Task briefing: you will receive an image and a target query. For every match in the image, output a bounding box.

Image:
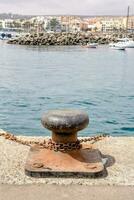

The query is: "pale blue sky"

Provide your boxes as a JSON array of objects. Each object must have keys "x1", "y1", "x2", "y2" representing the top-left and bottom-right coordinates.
[{"x1": 0, "y1": 0, "x2": 133, "y2": 15}]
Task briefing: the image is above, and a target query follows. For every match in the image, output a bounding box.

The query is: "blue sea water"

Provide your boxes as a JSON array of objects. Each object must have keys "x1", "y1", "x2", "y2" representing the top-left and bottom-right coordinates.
[{"x1": 0, "y1": 41, "x2": 134, "y2": 136}]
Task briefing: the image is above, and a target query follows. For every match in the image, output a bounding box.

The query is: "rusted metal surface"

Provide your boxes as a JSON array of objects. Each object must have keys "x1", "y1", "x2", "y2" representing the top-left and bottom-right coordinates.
[
  {"x1": 25, "y1": 109, "x2": 105, "y2": 178},
  {"x1": 25, "y1": 144, "x2": 104, "y2": 177},
  {"x1": 41, "y1": 110, "x2": 89, "y2": 143}
]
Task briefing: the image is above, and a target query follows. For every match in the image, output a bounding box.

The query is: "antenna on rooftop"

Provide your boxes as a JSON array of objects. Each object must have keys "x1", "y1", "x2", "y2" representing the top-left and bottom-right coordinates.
[{"x1": 126, "y1": 6, "x2": 130, "y2": 35}]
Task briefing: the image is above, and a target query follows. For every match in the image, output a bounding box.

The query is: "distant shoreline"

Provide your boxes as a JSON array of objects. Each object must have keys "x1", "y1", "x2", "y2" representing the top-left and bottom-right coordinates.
[{"x1": 0, "y1": 13, "x2": 134, "y2": 20}]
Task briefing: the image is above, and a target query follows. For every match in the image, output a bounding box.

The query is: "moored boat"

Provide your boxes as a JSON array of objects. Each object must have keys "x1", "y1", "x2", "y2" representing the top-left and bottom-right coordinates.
[
  {"x1": 117, "y1": 38, "x2": 134, "y2": 48},
  {"x1": 82, "y1": 43, "x2": 98, "y2": 48},
  {"x1": 109, "y1": 6, "x2": 134, "y2": 49},
  {"x1": 111, "y1": 44, "x2": 126, "y2": 50}
]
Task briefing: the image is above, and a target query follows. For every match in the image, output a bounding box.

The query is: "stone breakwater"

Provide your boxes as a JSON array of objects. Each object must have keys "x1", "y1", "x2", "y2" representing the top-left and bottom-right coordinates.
[{"x1": 8, "y1": 32, "x2": 121, "y2": 46}]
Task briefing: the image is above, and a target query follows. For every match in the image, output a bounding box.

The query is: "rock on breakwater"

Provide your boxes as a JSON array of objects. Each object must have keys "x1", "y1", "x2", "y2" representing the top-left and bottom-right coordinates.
[{"x1": 8, "y1": 32, "x2": 119, "y2": 46}]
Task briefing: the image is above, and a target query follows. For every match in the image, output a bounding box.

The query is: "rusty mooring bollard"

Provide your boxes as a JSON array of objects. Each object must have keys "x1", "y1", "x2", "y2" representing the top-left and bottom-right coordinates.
[
  {"x1": 25, "y1": 109, "x2": 104, "y2": 177},
  {"x1": 41, "y1": 110, "x2": 89, "y2": 144}
]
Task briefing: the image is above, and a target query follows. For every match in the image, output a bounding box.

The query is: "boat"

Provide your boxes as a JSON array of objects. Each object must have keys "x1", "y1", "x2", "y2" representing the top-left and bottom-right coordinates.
[
  {"x1": 82, "y1": 43, "x2": 98, "y2": 48},
  {"x1": 117, "y1": 38, "x2": 134, "y2": 48},
  {"x1": 0, "y1": 32, "x2": 12, "y2": 40},
  {"x1": 109, "y1": 6, "x2": 134, "y2": 48},
  {"x1": 110, "y1": 38, "x2": 134, "y2": 48},
  {"x1": 111, "y1": 45, "x2": 126, "y2": 50},
  {"x1": 109, "y1": 41, "x2": 126, "y2": 50}
]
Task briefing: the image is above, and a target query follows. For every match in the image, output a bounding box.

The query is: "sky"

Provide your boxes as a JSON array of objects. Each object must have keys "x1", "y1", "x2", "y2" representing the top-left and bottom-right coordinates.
[{"x1": 0, "y1": 0, "x2": 133, "y2": 16}]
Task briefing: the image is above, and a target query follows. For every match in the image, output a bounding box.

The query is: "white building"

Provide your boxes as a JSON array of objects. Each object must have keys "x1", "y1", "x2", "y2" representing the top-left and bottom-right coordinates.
[
  {"x1": 101, "y1": 19, "x2": 124, "y2": 32},
  {"x1": 2, "y1": 19, "x2": 14, "y2": 29},
  {"x1": 0, "y1": 20, "x2": 4, "y2": 28}
]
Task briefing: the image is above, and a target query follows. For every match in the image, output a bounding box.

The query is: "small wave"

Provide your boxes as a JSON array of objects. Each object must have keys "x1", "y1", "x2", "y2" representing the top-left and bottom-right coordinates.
[
  {"x1": 128, "y1": 96, "x2": 134, "y2": 100},
  {"x1": 0, "y1": 87, "x2": 7, "y2": 89},
  {"x1": 72, "y1": 100, "x2": 96, "y2": 106},
  {"x1": 38, "y1": 97, "x2": 51, "y2": 100},
  {"x1": 12, "y1": 103, "x2": 29, "y2": 108},
  {"x1": 31, "y1": 108, "x2": 41, "y2": 111},
  {"x1": 128, "y1": 117, "x2": 134, "y2": 122},
  {"x1": 119, "y1": 95, "x2": 134, "y2": 100},
  {"x1": 120, "y1": 127, "x2": 134, "y2": 132},
  {"x1": 105, "y1": 120, "x2": 118, "y2": 125}
]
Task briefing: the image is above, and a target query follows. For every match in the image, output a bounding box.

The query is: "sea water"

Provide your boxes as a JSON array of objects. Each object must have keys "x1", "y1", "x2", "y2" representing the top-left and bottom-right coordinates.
[{"x1": 0, "y1": 41, "x2": 134, "y2": 136}]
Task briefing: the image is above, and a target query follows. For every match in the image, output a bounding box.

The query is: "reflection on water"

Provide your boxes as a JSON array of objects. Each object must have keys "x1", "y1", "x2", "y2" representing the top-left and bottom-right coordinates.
[{"x1": 0, "y1": 42, "x2": 134, "y2": 136}]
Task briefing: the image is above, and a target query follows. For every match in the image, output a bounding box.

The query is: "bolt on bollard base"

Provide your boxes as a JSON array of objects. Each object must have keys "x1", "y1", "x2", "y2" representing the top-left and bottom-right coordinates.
[{"x1": 25, "y1": 110, "x2": 105, "y2": 178}]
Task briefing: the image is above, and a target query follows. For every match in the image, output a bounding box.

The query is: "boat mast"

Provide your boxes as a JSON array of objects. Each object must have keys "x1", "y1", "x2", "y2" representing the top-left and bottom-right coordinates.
[{"x1": 126, "y1": 6, "x2": 130, "y2": 36}]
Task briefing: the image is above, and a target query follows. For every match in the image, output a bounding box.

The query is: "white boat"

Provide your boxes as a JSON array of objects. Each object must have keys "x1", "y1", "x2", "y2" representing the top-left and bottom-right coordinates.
[
  {"x1": 83, "y1": 43, "x2": 98, "y2": 48},
  {"x1": 109, "y1": 38, "x2": 134, "y2": 48},
  {"x1": 109, "y1": 41, "x2": 126, "y2": 50},
  {"x1": 117, "y1": 38, "x2": 134, "y2": 48},
  {"x1": 109, "y1": 7, "x2": 134, "y2": 49},
  {"x1": 111, "y1": 45, "x2": 126, "y2": 50}
]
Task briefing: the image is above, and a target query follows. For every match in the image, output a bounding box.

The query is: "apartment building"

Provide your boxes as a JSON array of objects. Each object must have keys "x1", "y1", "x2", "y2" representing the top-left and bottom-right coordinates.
[{"x1": 128, "y1": 16, "x2": 134, "y2": 30}]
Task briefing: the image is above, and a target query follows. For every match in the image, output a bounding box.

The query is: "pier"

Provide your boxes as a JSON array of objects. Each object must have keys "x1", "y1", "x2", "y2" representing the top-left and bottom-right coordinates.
[{"x1": 0, "y1": 132, "x2": 134, "y2": 185}]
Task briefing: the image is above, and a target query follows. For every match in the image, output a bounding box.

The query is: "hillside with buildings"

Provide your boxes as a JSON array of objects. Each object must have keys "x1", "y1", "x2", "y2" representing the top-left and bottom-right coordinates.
[{"x1": 0, "y1": 14, "x2": 134, "y2": 33}]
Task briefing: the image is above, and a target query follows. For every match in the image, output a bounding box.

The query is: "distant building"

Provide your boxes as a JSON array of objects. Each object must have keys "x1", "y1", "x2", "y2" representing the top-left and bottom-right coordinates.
[
  {"x1": 80, "y1": 21, "x2": 88, "y2": 31},
  {"x1": 128, "y1": 16, "x2": 134, "y2": 31},
  {"x1": 60, "y1": 16, "x2": 81, "y2": 32},
  {"x1": 1, "y1": 19, "x2": 13, "y2": 28},
  {"x1": 0, "y1": 20, "x2": 4, "y2": 28},
  {"x1": 60, "y1": 16, "x2": 70, "y2": 32},
  {"x1": 81, "y1": 17, "x2": 102, "y2": 32},
  {"x1": 101, "y1": 18, "x2": 125, "y2": 32}
]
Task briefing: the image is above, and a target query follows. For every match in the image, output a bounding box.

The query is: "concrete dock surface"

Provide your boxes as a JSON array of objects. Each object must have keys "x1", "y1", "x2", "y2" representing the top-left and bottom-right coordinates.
[
  {"x1": 0, "y1": 185, "x2": 134, "y2": 200},
  {"x1": 0, "y1": 133, "x2": 134, "y2": 186}
]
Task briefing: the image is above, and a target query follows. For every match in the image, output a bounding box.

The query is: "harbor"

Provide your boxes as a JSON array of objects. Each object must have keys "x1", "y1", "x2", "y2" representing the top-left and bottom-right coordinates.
[{"x1": 0, "y1": 2, "x2": 134, "y2": 199}]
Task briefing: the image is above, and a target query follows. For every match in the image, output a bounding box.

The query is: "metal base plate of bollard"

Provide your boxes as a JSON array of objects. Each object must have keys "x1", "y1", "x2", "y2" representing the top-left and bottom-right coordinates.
[
  {"x1": 25, "y1": 110, "x2": 105, "y2": 178},
  {"x1": 25, "y1": 145, "x2": 104, "y2": 178}
]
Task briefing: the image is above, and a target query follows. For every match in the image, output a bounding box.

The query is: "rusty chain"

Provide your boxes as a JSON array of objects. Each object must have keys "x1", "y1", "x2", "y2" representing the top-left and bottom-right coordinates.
[
  {"x1": 0, "y1": 130, "x2": 109, "y2": 152},
  {"x1": 47, "y1": 139, "x2": 82, "y2": 152}
]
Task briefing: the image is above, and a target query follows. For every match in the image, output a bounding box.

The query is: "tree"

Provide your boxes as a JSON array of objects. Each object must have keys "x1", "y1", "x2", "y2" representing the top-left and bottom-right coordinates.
[{"x1": 49, "y1": 18, "x2": 60, "y2": 32}]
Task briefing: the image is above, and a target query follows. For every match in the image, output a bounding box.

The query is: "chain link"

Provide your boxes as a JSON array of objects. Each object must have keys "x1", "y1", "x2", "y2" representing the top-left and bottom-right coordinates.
[
  {"x1": 0, "y1": 130, "x2": 109, "y2": 152},
  {"x1": 79, "y1": 134, "x2": 109, "y2": 143},
  {"x1": 46, "y1": 139, "x2": 82, "y2": 152}
]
